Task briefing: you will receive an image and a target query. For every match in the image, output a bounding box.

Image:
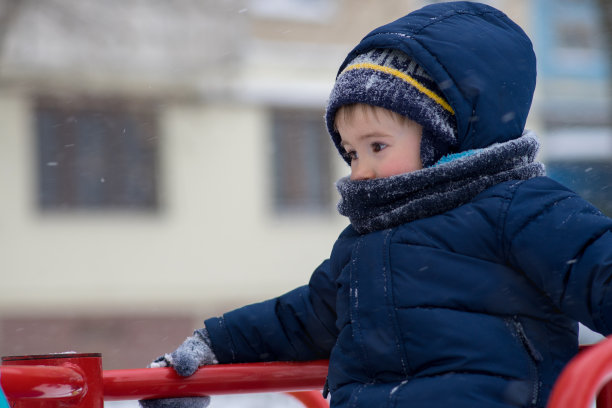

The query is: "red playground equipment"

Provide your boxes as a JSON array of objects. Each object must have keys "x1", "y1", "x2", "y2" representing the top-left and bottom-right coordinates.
[
  {"x1": 3, "y1": 336, "x2": 612, "y2": 407},
  {"x1": 1, "y1": 353, "x2": 329, "y2": 407}
]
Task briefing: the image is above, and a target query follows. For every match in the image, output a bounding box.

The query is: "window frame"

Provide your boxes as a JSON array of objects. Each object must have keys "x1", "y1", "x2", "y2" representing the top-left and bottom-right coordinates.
[
  {"x1": 270, "y1": 107, "x2": 335, "y2": 214},
  {"x1": 35, "y1": 95, "x2": 160, "y2": 212}
]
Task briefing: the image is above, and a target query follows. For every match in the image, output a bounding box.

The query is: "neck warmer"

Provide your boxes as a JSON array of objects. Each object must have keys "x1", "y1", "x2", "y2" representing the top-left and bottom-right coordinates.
[{"x1": 336, "y1": 132, "x2": 545, "y2": 234}]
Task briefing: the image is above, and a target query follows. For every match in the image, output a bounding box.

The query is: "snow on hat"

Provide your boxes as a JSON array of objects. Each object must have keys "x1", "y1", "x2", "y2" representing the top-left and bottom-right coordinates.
[{"x1": 325, "y1": 48, "x2": 458, "y2": 167}]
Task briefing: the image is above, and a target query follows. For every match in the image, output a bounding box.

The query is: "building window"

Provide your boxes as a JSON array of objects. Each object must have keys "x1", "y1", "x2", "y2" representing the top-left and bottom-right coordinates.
[
  {"x1": 535, "y1": 0, "x2": 607, "y2": 78},
  {"x1": 271, "y1": 109, "x2": 334, "y2": 212},
  {"x1": 36, "y1": 97, "x2": 159, "y2": 211}
]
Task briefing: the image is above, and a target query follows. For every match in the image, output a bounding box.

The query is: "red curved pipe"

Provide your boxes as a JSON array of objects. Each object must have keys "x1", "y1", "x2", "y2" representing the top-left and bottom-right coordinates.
[{"x1": 547, "y1": 336, "x2": 612, "y2": 408}]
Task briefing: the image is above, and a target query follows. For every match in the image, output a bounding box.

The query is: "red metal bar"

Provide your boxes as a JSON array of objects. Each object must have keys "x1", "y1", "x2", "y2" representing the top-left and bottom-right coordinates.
[
  {"x1": 103, "y1": 360, "x2": 329, "y2": 400},
  {"x1": 547, "y1": 336, "x2": 612, "y2": 408}
]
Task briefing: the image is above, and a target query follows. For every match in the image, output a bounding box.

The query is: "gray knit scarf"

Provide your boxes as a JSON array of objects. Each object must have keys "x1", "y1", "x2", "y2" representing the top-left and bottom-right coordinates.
[{"x1": 336, "y1": 132, "x2": 545, "y2": 234}]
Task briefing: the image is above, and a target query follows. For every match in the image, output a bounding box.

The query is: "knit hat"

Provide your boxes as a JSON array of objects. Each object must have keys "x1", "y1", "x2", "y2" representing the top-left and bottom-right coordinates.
[{"x1": 325, "y1": 48, "x2": 458, "y2": 168}]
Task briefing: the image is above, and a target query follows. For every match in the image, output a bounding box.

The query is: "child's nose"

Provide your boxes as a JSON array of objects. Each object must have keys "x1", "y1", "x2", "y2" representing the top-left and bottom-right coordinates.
[{"x1": 350, "y1": 161, "x2": 376, "y2": 180}]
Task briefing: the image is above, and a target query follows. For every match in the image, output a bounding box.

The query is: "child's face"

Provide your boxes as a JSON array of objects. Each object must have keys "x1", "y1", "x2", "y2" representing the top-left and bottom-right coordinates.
[{"x1": 336, "y1": 105, "x2": 423, "y2": 180}]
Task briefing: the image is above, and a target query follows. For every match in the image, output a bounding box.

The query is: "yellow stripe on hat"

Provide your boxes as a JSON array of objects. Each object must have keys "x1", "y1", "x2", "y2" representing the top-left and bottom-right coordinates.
[{"x1": 343, "y1": 62, "x2": 455, "y2": 114}]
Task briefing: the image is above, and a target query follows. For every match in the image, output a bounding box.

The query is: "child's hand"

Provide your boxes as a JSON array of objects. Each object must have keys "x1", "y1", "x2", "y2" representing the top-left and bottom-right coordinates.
[
  {"x1": 148, "y1": 328, "x2": 219, "y2": 377},
  {"x1": 138, "y1": 329, "x2": 218, "y2": 408}
]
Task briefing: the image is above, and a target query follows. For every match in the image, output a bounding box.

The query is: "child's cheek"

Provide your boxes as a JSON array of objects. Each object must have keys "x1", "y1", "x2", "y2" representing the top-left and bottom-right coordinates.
[{"x1": 381, "y1": 161, "x2": 415, "y2": 178}]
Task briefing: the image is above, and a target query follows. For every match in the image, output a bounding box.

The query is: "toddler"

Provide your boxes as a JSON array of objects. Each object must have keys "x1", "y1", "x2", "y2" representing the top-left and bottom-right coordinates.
[{"x1": 141, "y1": 2, "x2": 612, "y2": 407}]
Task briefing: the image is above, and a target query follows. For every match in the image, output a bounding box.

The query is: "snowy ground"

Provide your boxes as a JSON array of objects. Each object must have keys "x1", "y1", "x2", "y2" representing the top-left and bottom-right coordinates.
[{"x1": 106, "y1": 393, "x2": 307, "y2": 407}]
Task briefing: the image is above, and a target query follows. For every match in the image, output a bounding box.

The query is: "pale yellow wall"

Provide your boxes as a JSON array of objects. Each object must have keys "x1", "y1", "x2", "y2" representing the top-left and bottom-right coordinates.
[
  {"x1": 0, "y1": 97, "x2": 347, "y2": 316},
  {"x1": 0, "y1": 92, "x2": 33, "y2": 224}
]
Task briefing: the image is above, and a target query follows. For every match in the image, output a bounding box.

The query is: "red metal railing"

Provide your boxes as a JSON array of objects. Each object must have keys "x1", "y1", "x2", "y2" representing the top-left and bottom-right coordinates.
[
  {"x1": 547, "y1": 336, "x2": 612, "y2": 408},
  {"x1": 8, "y1": 337, "x2": 612, "y2": 408},
  {"x1": 1, "y1": 353, "x2": 329, "y2": 408}
]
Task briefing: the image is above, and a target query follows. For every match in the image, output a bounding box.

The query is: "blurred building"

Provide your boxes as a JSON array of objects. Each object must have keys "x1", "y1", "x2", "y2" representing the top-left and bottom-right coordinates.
[
  {"x1": 0, "y1": 0, "x2": 609, "y2": 370},
  {"x1": 532, "y1": 0, "x2": 612, "y2": 215}
]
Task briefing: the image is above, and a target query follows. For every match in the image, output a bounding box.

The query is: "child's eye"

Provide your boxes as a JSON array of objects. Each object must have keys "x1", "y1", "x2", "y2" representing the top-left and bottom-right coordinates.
[
  {"x1": 343, "y1": 149, "x2": 358, "y2": 162},
  {"x1": 371, "y1": 142, "x2": 387, "y2": 153}
]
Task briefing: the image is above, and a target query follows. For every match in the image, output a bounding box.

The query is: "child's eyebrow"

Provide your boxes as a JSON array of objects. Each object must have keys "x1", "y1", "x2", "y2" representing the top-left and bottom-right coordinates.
[{"x1": 341, "y1": 133, "x2": 392, "y2": 147}]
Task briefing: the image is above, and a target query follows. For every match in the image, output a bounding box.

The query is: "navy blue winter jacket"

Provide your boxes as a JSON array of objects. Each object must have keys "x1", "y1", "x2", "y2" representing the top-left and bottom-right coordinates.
[{"x1": 204, "y1": 3, "x2": 612, "y2": 407}]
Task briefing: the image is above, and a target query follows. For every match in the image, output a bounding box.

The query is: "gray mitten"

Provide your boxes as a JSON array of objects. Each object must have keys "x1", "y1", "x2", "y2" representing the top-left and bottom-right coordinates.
[
  {"x1": 139, "y1": 396, "x2": 210, "y2": 408},
  {"x1": 148, "y1": 328, "x2": 219, "y2": 376},
  {"x1": 139, "y1": 329, "x2": 218, "y2": 408}
]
